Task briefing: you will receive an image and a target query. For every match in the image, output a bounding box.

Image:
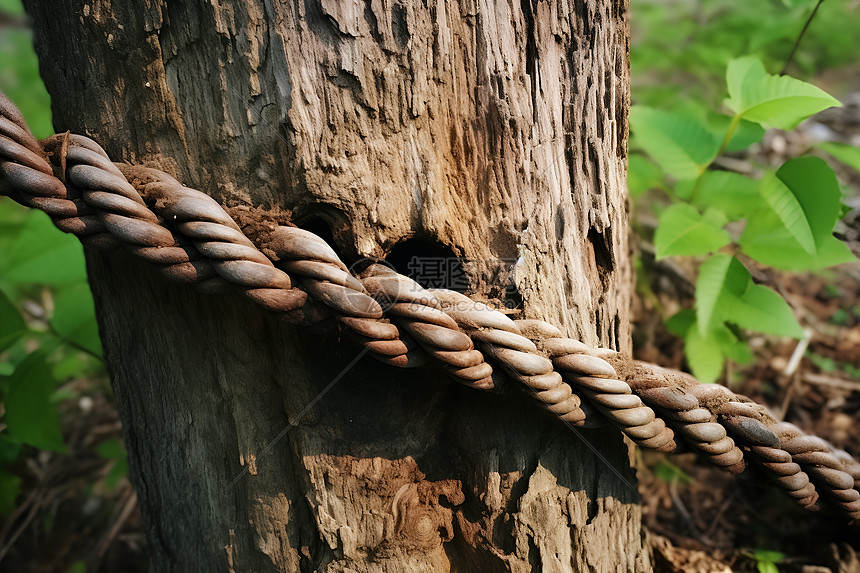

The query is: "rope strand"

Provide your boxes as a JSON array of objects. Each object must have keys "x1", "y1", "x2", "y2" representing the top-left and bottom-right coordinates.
[{"x1": 1, "y1": 92, "x2": 858, "y2": 520}]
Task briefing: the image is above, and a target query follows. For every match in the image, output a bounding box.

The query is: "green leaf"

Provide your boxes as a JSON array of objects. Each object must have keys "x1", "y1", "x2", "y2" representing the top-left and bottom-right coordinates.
[
  {"x1": 665, "y1": 309, "x2": 696, "y2": 337},
  {"x1": 778, "y1": 157, "x2": 844, "y2": 246},
  {"x1": 95, "y1": 438, "x2": 124, "y2": 460},
  {"x1": 658, "y1": 103, "x2": 764, "y2": 153},
  {"x1": 726, "y1": 56, "x2": 841, "y2": 129},
  {"x1": 0, "y1": 289, "x2": 26, "y2": 353},
  {"x1": 755, "y1": 157, "x2": 845, "y2": 255},
  {"x1": 0, "y1": 199, "x2": 28, "y2": 240},
  {"x1": 818, "y1": 141, "x2": 860, "y2": 172},
  {"x1": 724, "y1": 119, "x2": 766, "y2": 152},
  {"x1": 695, "y1": 254, "x2": 750, "y2": 335},
  {"x1": 628, "y1": 154, "x2": 664, "y2": 197},
  {"x1": 741, "y1": 209, "x2": 856, "y2": 270},
  {"x1": 810, "y1": 353, "x2": 837, "y2": 372},
  {"x1": 96, "y1": 438, "x2": 129, "y2": 490},
  {"x1": 0, "y1": 211, "x2": 87, "y2": 286},
  {"x1": 653, "y1": 460, "x2": 695, "y2": 484},
  {"x1": 724, "y1": 284, "x2": 803, "y2": 338},
  {"x1": 5, "y1": 347, "x2": 66, "y2": 452},
  {"x1": 50, "y1": 387, "x2": 79, "y2": 403},
  {"x1": 669, "y1": 311, "x2": 750, "y2": 379},
  {"x1": 715, "y1": 326, "x2": 753, "y2": 365},
  {"x1": 0, "y1": 0, "x2": 25, "y2": 15},
  {"x1": 630, "y1": 106, "x2": 720, "y2": 179},
  {"x1": 655, "y1": 204, "x2": 730, "y2": 259},
  {"x1": 741, "y1": 158, "x2": 856, "y2": 270},
  {"x1": 756, "y1": 562, "x2": 779, "y2": 573},
  {"x1": 0, "y1": 469, "x2": 21, "y2": 516},
  {"x1": 51, "y1": 352, "x2": 99, "y2": 382},
  {"x1": 758, "y1": 173, "x2": 816, "y2": 253},
  {"x1": 676, "y1": 171, "x2": 762, "y2": 219},
  {"x1": 694, "y1": 254, "x2": 803, "y2": 343},
  {"x1": 685, "y1": 320, "x2": 751, "y2": 383},
  {"x1": 106, "y1": 458, "x2": 128, "y2": 489},
  {"x1": 685, "y1": 322, "x2": 725, "y2": 383},
  {"x1": 753, "y1": 549, "x2": 785, "y2": 565},
  {"x1": 0, "y1": 434, "x2": 22, "y2": 464},
  {"x1": 51, "y1": 283, "x2": 102, "y2": 357}
]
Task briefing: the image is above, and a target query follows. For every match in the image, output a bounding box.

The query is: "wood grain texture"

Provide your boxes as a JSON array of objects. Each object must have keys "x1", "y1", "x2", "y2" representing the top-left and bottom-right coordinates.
[{"x1": 26, "y1": 0, "x2": 644, "y2": 570}]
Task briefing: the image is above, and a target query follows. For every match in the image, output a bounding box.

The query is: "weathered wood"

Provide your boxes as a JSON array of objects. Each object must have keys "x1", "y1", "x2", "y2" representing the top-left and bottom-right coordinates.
[{"x1": 26, "y1": 0, "x2": 644, "y2": 570}]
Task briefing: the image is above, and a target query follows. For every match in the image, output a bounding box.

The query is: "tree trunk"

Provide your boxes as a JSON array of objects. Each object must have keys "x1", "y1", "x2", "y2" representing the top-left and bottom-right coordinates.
[{"x1": 26, "y1": 0, "x2": 644, "y2": 570}]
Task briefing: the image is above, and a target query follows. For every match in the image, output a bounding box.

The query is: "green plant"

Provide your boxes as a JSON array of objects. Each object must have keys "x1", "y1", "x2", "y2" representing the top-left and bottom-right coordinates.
[
  {"x1": 747, "y1": 548, "x2": 786, "y2": 573},
  {"x1": 0, "y1": 200, "x2": 110, "y2": 510},
  {"x1": 0, "y1": 0, "x2": 125, "y2": 518},
  {"x1": 807, "y1": 352, "x2": 860, "y2": 379},
  {"x1": 630, "y1": 55, "x2": 857, "y2": 383},
  {"x1": 652, "y1": 459, "x2": 695, "y2": 484}
]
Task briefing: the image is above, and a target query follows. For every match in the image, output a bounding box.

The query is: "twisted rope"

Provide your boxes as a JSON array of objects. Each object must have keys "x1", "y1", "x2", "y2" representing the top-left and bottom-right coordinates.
[
  {"x1": 359, "y1": 265, "x2": 496, "y2": 388},
  {"x1": 426, "y1": 290, "x2": 591, "y2": 423},
  {"x1": 2, "y1": 92, "x2": 858, "y2": 520}
]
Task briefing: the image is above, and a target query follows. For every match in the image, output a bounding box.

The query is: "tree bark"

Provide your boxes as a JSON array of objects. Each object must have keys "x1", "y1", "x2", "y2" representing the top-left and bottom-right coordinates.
[{"x1": 25, "y1": 0, "x2": 644, "y2": 570}]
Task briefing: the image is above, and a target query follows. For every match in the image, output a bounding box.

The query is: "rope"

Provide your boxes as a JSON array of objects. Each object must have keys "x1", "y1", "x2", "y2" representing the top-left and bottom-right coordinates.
[{"x1": 2, "y1": 92, "x2": 858, "y2": 520}]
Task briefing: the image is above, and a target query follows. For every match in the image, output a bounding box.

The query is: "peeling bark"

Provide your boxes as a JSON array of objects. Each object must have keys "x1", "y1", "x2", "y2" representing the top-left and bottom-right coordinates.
[{"x1": 25, "y1": 0, "x2": 645, "y2": 570}]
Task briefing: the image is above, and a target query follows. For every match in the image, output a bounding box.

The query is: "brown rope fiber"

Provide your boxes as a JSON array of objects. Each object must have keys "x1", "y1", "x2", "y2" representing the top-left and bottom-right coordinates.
[{"x1": 1, "y1": 92, "x2": 858, "y2": 519}]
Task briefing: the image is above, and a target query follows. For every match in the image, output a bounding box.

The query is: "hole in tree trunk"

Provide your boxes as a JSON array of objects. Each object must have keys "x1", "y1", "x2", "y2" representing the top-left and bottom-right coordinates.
[
  {"x1": 293, "y1": 209, "x2": 350, "y2": 262},
  {"x1": 385, "y1": 237, "x2": 467, "y2": 292},
  {"x1": 298, "y1": 216, "x2": 335, "y2": 246},
  {"x1": 588, "y1": 227, "x2": 614, "y2": 290}
]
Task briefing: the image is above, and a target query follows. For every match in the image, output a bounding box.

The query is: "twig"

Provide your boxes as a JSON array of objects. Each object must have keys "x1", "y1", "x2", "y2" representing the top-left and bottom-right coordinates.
[
  {"x1": 781, "y1": 0, "x2": 825, "y2": 75},
  {"x1": 777, "y1": 371, "x2": 801, "y2": 422},
  {"x1": 777, "y1": 328, "x2": 813, "y2": 420},
  {"x1": 802, "y1": 372, "x2": 860, "y2": 391},
  {"x1": 0, "y1": 488, "x2": 58, "y2": 564},
  {"x1": 88, "y1": 488, "x2": 138, "y2": 571},
  {"x1": 47, "y1": 322, "x2": 103, "y2": 361},
  {"x1": 0, "y1": 503, "x2": 40, "y2": 563},
  {"x1": 704, "y1": 488, "x2": 737, "y2": 541},
  {"x1": 784, "y1": 328, "x2": 812, "y2": 378},
  {"x1": 0, "y1": 488, "x2": 39, "y2": 550},
  {"x1": 668, "y1": 476, "x2": 710, "y2": 545},
  {"x1": 710, "y1": 156, "x2": 756, "y2": 175}
]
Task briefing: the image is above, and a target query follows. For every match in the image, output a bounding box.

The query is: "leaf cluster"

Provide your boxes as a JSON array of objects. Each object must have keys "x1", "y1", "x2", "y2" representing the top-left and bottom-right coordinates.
[{"x1": 632, "y1": 56, "x2": 857, "y2": 382}]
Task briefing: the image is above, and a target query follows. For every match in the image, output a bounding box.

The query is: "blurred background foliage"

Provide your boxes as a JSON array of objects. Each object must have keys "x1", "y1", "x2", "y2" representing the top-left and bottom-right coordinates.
[
  {"x1": 0, "y1": 0, "x2": 858, "y2": 570},
  {"x1": 632, "y1": 0, "x2": 860, "y2": 109},
  {"x1": 0, "y1": 0, "x2": 132, "y2": 570}
]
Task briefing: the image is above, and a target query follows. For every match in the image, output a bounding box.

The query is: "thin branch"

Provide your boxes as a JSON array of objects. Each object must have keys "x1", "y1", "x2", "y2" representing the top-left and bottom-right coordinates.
[
  {"x1": 802, "y1": 372, "x2": 860, "y2": 391},
  {"x1": 46, "y1": 323, "x2": 103, "y2": 361},
  {"x1": 781, "y1": 0, "x2": 825, "y2": 75},
  {"x1": 88, "y1": 488, "x2": 138, "y2": 571}
]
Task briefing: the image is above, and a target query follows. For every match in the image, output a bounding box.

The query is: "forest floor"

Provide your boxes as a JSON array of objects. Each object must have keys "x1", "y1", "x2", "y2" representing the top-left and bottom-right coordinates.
[
  {"x1": 634, "y1": 97, "x2": 860, "y2": 573},
  {"x1": 635, "y1": 262, "x2": 860, "y2": 573},
  {"x1": 2, "y1": 107, "x2": 860, "y2": 573}
]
